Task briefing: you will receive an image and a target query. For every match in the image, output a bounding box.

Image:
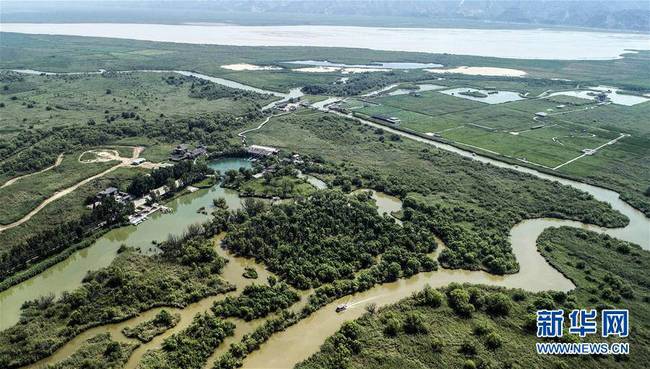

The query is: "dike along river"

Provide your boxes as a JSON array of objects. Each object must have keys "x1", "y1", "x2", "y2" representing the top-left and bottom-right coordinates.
[{"x1": 3, "y1": 69, "x2": 650, "y2": 369}]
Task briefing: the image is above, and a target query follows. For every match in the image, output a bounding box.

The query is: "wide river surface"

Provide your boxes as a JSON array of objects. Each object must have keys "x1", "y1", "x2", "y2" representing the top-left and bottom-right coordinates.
[{"x1": 2, "y1": 23, "x2": 649, "y2": 59}]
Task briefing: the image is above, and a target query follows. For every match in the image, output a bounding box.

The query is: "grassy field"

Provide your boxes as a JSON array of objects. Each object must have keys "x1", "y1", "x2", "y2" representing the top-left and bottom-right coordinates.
[
  {"x1": 0, "y1": 153, "x2": 117, "y2": 224},
  {"x1": 0, "y1": 71, "x2": 272, "y2": 134},
  {"x1": 0, "y1": 166, "x2": 143, "y2": 280},
  {"x1": 298, "y1": 226, "x2": 649, "y2": 369},
  {"x1": 2, "y1": 32, "x2": 650, "y2": 91},
  {"x1": 352, "y1": 83, "x2": 650, "y2": 213}
]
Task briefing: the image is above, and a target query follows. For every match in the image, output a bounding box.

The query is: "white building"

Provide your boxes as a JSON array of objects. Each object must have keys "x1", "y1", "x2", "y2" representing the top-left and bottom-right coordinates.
[{"x1": 247, "y1": 145, "x2": 279, "y2": 157}]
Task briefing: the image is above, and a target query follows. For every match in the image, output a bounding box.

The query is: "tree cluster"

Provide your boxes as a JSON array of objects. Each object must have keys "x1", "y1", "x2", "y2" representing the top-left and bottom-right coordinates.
[
  {"x1": 140, "y1": 313, "x2": 235, "y2": 369},
  {"x1": 223, "y1": 190, "x2": 438, "y2": 289},
  {"x1": 127, "y1": 160, "x2": 212, "y2": 197},
  {"x1": 0, "y1": 196, "x2": 132, "y2": 282},
  {"x1": 211, "y1": 283, "x2": 299, "y2": 321}
]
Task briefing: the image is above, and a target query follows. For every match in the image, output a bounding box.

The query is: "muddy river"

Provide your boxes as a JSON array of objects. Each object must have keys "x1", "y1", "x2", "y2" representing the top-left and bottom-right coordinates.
[{"x1": 3, "y1": 69, "x2": 649, "y2": 369}]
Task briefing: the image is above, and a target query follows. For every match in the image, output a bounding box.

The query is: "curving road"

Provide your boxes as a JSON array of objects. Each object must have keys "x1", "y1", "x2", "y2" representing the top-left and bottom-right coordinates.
[
  {"x1": 0, "y1": 147, "x2": 142, "y2": 233},
  {"x1": 0, "y1": 153, "x2": 64, "y2": 189}
]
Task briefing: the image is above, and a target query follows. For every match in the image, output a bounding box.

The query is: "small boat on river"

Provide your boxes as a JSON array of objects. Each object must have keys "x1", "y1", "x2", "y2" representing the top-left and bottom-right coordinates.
[{"x1": 335, "y1": 304, "x2": 348, "y2": 313}]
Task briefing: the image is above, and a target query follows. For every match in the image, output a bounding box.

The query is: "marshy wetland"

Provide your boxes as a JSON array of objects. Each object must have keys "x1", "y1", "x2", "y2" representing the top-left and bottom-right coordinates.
[{"x1": 0, "y1": 26, "x2": 649, "y2": 369}]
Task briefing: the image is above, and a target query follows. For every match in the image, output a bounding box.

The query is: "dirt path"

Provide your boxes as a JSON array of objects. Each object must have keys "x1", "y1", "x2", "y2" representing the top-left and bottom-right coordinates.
[
  {"x1": 0, "y1": 147, "x2": 143, "y2": 233},
  {"x1": 0, "y1": 153, "x2": 64, "y2": 189},
  {"x1": 552, "y1": 133, "x2": 628, "y2": 170},
  {"x1": 238, "y1": 113, "x2": 290, "y2": 144}
]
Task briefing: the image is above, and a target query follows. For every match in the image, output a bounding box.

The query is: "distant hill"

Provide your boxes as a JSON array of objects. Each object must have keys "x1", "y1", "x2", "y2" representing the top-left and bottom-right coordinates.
[{"x1": 1, "y1": 0, "x2": 649, "y2": 32}]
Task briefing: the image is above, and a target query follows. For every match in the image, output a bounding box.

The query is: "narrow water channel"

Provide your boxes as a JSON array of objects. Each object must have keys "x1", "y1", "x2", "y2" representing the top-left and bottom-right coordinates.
[
  {"x1": 5, "y1": 69, "x2": 649, "y2": 369},
  {"x1": 21, "y1": 233, "x2": 289, "y2": 369},
  {"x1": 323, "y1": 108, "x2": 650, "y2": 249}
]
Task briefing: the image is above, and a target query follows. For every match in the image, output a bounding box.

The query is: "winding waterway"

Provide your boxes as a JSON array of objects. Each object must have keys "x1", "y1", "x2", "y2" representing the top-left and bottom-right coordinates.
[
  {"x1": 318, "y1": 104, "x2": 649, "y2": 248},
  {"x1": 3, "y1": 69, "x2": 649, "y2": 369}
]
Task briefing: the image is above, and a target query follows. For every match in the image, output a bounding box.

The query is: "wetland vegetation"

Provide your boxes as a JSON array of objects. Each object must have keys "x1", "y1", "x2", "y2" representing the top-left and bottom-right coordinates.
[
  {"x1": 298, "y1": 226, "x2": 649, "y2": 369},
  {"x1": 0, "y1": 228, "x2": 233, "y2": 368},
  {"x1": 0, "y1": 26, "x2": 648, "y2": 369},
  {"x1": 248, "y1": 112, "x2": 628, "y2": 274}
]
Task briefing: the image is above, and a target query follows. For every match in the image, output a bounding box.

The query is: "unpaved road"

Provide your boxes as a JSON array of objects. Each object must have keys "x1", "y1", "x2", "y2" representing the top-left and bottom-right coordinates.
[
  {"x1": 0, "y1": 147, "x2": 143, "y2": 233},
  {"x1": 0, "y1": 153, "x2": 64, "y2": 189}
]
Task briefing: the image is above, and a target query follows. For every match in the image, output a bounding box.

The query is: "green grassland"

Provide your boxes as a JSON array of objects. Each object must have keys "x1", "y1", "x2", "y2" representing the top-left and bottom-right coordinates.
[
  {"x1": 0, "y1": 153, "x2": 117, "y2": 224},
  {"x1": 354, "y1": 85, "x2": 650, "y2": 214},
  {"x1": 504, "y1": 96, "x2": 596, "y2": 114},
  {"x1": 2, "y1": 33, "x2": 650, "y2": 92},
  {"x1": 0, "y1": 71, "x2": 271, "y2": 134},
  {"x1": 0, "y1": 166, "x2": 142, "y2": 247},
  {"x1": 217, "y1": 69, "x2": 340, "y2": 93},
  {"x1": 355, "y1": 92, "x2": 617, "y2": 167},
  {"x1": 369, "y1": 90, "x2": 486, "y2": 116},
  {"x1": 298, "y1": 226, "x2": 649, "y2": 369}
]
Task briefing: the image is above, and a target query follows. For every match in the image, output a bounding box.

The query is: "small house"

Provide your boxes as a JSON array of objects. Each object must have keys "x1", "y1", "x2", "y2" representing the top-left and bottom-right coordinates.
[
  {"x1": 371, "y1": 114, "x2": 401, "y2": 125},
  {"x1": 132, "y1": 158, "x2": 146, "y2": 166}
]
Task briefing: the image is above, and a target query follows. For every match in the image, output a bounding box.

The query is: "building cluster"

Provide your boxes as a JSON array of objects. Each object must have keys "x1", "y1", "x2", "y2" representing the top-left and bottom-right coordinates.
[
  {"x1": 89, "y1": 187, "x2": 132, "y2": 208},
  {"x1": 274, "y1": 98, "x2": 310, "y2": 112},
  {"x1": 327, "y1": 103, "x2": 350, "y2": 114},
  {"x1": 91, "y1": 180, "x2": 176, "y2": 225},
  {"x1": 170, "y1": 144, "x2": 208, "y2": 161}
]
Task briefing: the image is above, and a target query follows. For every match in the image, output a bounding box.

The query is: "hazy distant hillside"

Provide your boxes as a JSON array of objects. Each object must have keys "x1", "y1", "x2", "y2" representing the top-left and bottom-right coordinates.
[
  {"x1": 2, "y1": 0, "x2": 649, "y2": 32},
  {"x1": 231, "y1": 0, "x2": 650, "y2": 31}
]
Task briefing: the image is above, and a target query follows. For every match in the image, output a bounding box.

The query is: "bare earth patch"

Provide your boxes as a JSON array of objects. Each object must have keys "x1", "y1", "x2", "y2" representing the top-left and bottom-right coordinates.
[
  {"x1": 425, "y1": 66, "x2": 527, "y2": 77},
  {"x1": 221, "y1": 63, "x2": 282, "y2": 71},
  {"x1": 293, "y1": 66, "x2": 389, "y2": 73}
]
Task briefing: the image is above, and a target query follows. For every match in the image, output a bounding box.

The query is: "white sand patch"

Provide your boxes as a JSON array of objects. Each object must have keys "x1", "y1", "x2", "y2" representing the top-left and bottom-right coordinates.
[
  {"x1": 341, "y1": 67, "x2": 390, "y2": 74},
  {"x1": 221, "y1": 63, "x2": 282, "y2": 71},
  {"x1": 294, "y1": 66, "x2": 342, "y2": 73},
  {"x1": 425, "y1": 66, "x2": 527, "y2": 77},
  {"x1": 294, "y1": 66, "x2": 390, "y2": 74}
]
